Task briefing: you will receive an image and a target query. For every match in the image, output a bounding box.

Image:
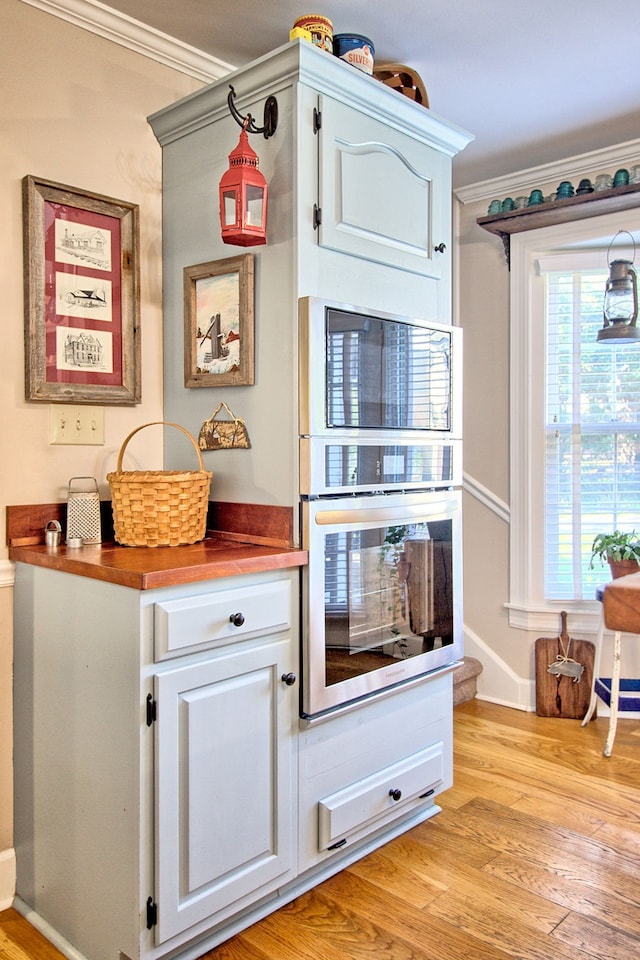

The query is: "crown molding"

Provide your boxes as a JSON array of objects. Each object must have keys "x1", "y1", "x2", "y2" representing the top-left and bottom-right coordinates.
[
  {"x1": 456, "y1": 138, "x2": 640, "y2": 206},
  {"x1": 18, "y1": 0, "x2": 235, "y2": 83}
]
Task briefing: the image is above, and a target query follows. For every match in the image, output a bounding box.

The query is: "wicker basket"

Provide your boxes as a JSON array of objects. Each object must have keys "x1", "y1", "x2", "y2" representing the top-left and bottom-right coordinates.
[{"x1": 107, "y1": 421, "x2": 212, "y2": 547}]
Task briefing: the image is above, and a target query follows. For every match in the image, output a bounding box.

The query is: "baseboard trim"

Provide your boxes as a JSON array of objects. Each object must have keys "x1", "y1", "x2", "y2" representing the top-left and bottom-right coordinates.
[
  {"x1": 13, "y1": 896, "x2": 88, "y2": 960},
  {"x1": 0, "y1": 848, "x2": 16, "y2": 912},
  {"x1": 463, "y1": 624, "x2": 535, "y2": 711}
]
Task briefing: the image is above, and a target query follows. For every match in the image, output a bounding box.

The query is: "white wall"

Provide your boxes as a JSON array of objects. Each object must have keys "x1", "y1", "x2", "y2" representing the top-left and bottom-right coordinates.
[{"x1": 0, "y1": 0, "x2": 203, "y2": 908}]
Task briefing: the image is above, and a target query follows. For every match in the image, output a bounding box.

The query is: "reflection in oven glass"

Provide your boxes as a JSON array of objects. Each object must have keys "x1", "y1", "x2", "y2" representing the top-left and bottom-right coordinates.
[
  {"x1": 324, "y1": 521, "x2": 453, "y2": 687},
  {"x1": 326, "y1": 312, "x2": 452, "y2": 432}
]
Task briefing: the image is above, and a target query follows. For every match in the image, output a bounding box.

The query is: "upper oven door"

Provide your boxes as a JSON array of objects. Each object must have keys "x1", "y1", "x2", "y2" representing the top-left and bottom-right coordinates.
[{"x1": 299, "y1": 297, "x2": 462, "y2": 441}]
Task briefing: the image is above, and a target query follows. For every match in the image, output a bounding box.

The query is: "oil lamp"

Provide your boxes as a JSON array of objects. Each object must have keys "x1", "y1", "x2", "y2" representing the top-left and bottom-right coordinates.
[{"x1": 597, "y1": 231, "x2": 640, "y2": 342}]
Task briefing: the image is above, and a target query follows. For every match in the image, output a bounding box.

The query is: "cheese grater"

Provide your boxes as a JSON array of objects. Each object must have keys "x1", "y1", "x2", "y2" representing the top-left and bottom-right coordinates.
[{"x1": 66, "y1": 477, "x2": 101, "y2": 544}]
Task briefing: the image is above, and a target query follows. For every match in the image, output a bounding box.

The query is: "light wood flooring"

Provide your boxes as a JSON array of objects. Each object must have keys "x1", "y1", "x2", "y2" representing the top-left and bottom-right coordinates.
[{"x1": 2, "y1": 699, "x2": 640, "y2": 960}]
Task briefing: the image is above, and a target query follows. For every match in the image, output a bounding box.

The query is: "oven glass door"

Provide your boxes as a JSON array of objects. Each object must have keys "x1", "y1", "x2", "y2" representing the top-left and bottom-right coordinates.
[
  {"x1": 325, "y1": 308, "x2": 454, "y2": 432},
  {"x1": 299, "y1": 298, "x2": 462, "y2": 442},
  {"x1": 301, "y1": 490, "x2": 462, "y2": 719}
]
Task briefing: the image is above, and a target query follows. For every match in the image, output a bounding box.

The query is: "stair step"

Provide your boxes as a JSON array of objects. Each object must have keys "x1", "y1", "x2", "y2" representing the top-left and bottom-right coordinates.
[{"x1": 453, "y1": 656, "x2": 483, "y2": 706}]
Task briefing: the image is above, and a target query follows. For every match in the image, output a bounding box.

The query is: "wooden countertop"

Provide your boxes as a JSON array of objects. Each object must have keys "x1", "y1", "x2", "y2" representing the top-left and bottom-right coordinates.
[
  {"x1": 7, "y1": 501, "x2": 307, "y2": 590},
  {"x1": 9, "y1": 536, "x2": 307, "y2": 590}
]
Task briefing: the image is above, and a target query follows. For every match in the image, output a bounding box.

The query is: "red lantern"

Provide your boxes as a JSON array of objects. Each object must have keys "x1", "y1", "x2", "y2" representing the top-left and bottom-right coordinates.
[{"x1": 218, "y1": 124, "x2": 268, "y2": 246}]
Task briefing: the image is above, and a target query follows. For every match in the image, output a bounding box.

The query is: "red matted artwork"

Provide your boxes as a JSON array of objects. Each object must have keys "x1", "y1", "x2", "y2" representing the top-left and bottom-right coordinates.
[{"x1": 23, "y1": 175, "x2": 140, "y2": 404}]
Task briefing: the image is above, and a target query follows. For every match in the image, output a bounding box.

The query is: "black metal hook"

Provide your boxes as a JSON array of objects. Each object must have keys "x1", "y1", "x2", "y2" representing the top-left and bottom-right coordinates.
[{"x1": 227, "y1": 85, "x2": 278, "y2": 139}]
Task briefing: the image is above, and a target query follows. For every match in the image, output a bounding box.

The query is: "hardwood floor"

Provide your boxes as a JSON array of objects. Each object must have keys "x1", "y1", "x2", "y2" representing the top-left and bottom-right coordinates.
[{"x1": 3, "y1": 700, "x2": 640, "y2": 960}]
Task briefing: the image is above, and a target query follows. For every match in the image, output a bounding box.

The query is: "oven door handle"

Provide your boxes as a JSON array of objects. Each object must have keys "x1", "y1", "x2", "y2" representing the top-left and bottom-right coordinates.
[{"x1": 313, "y1": 496, "x2": 457, "y2": 527}]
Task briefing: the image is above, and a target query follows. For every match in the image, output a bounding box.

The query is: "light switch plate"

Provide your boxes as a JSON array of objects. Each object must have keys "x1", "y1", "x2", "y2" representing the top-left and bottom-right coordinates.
[{"x1": 49, "y1": 405, "x2": 105, "y2": 445}]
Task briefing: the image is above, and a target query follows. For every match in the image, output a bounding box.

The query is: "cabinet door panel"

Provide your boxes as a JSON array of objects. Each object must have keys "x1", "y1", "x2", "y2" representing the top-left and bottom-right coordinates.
[
  {"x1": 155, "y1": 638, "x2": 293, "y2": 943},
  {"x1": 185, "y1": 671, "x2": 273, "y2": 889},
  {"x1": 318, "y1": 95, "x2": 450, "y2": 278}
]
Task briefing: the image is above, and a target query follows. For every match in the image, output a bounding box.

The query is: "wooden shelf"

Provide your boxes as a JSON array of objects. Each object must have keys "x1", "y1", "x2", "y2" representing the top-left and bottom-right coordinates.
[{"x1": 477, "y1": 182, "x2": 640, "y2": 266}]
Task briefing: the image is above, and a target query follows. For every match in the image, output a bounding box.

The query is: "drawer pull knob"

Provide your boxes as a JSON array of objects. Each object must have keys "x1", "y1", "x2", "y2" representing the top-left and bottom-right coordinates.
[
  {"x1": 434, "y1": 242, "x2": 446, "y2": 253},
  {"x1": 281, "y1": 672, "x2": 297, "y2": 686},
  {"x1": 389, "y1": 788, "x2": 402, "y2": 802},
  {"x1": 229, "y1": 612, "x2": 245, "y2": 627}
]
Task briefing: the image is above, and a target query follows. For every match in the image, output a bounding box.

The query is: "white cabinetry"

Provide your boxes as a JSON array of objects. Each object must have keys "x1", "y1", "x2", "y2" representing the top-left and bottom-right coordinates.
[
  {"x1": 12, "y1": 564, "x2": 299, "y2": 960},
  {"x1": 298, "y1": 672, "x2": 452, "y2": 872},
  {"x1": 154, "y1": 632, "x2": 294, "y2": 943},
  {"x1": 148, "y1": 40, "x2": 472, "y2": 513},
  {"x1": 317, "y1": 94, "x2": 452, "y2": 284}
]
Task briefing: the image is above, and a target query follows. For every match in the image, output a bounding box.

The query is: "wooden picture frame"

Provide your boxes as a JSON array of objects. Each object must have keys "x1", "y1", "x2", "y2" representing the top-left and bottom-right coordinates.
[
  {"x1": 22, "y1": 175, "x2": 141, "y2": 405},
  {"x1": 184, "y1": 254, "x2": 254, "y2": 388}
]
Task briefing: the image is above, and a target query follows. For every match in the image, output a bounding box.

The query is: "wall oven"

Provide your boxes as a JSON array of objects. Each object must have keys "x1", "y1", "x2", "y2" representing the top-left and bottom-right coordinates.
[{"x1": 299, "y1": 297, "x2": 463, "y2": 720}]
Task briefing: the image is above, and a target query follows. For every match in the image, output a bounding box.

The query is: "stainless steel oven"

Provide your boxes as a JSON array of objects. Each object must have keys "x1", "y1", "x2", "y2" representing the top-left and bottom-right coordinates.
[
  {"x1": 299, "y1": 297, "x2": 463, "y2": 720},
  {"x1": 301, "y1": 489, "x2": 462, "y2": 719}
]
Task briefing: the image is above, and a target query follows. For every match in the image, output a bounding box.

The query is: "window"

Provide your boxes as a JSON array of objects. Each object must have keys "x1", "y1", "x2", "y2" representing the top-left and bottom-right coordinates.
[
  {"x1": 544, "y1": 265, "x2": 640, "y2": 600},
  {"x1": 508, "y1": 211, "x2": 640, "y2": 631}
]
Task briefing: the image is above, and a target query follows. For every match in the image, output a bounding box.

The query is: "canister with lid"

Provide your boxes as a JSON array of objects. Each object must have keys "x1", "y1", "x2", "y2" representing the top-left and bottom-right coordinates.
[
  {"x1": 333, "y1": 33, "x2": 375, "y2": 74},
  {"x1": 292, "y1": 15, "x2": 333, "y2": 52}
]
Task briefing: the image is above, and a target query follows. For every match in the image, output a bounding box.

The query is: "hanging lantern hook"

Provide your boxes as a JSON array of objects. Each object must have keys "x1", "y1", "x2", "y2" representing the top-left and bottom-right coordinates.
[
  {"x1": 607, "y1": 229, "x2": 637, "y2": 267},
  {"x1": 227, "y1": 85, "x2": 278, "y2": 139}
]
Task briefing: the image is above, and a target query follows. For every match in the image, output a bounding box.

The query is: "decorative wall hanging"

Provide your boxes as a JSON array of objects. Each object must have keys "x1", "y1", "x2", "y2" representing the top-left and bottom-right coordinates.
[
  {"x1": 184, "y1": 254, "x2": 254, "y2": 387},
  {"x1": 22, "y1": 175, "x2": 140, "y2": 404},
  {"x1": 198, "y1": 401, "x2": 251, "y2": 450}
]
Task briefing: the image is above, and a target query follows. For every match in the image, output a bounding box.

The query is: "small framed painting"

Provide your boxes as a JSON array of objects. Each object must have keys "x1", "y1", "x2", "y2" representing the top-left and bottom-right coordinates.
[
  {"x1": 22, "y1": 175, "x2": 141, "y2": 404},
  {"x1": 184, "y1": 254, "x2": 255, "y2": 388}
]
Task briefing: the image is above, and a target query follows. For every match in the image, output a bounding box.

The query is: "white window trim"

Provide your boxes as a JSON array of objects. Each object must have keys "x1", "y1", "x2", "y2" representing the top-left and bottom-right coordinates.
[{"x1": 507, "y1": 209, "x2": 640, "y2": 634}]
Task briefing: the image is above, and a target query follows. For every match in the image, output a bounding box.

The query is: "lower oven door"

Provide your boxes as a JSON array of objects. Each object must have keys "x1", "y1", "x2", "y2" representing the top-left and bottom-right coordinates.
[{"x1": 301, "y1": 489, "x2": 462, "y2": 719}]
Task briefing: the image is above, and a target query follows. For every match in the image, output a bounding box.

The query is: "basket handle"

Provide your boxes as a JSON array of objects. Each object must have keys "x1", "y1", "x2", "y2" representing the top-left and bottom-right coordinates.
[
  {"x1": 206, "y1": 400, "x2": 243, "y2": 423},
  {"x1": 116, "y1": 421, "x2": 205, "y2": 473}
]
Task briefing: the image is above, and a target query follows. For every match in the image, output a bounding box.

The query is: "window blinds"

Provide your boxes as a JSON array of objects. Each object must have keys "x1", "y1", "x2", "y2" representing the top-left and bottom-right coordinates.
[{"x1": 544, "y1": 267, "x2": 640, "y2": 600}]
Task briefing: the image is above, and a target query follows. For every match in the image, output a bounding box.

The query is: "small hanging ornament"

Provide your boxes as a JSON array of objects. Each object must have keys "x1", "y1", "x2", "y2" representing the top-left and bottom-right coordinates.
[{"x1": 218, "y1": 122, "x2": 268, "y2": 247}]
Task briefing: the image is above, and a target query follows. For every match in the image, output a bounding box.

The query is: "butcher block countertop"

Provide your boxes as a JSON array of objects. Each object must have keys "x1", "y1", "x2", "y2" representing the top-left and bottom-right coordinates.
[{"x1": 7, "y1": 501, "x2": 307, "y2": 590}]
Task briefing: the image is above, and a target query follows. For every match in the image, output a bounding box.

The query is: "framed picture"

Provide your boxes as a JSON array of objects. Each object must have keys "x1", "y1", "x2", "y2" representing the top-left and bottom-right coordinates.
[
  {"x1": 23, "y1": 175, "x2": 141, "y2": 405},
  {"x1": 184, "y1": 254, "x2": 254, "y2": 388}
]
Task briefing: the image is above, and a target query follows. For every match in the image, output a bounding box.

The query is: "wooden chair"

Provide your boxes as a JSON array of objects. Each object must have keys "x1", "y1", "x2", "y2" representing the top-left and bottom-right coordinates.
[{"x1": 582, "y1": 571, "x2": 640, "y2": 755}]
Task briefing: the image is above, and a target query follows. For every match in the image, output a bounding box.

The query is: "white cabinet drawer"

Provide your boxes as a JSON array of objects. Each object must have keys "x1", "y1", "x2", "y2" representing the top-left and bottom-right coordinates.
[
  {"x1": 318, "y1": 742, "x2": 443, "y2": 850},
  {"x1": 154, "y1": 579, "x2": 291, "y2": 661}
]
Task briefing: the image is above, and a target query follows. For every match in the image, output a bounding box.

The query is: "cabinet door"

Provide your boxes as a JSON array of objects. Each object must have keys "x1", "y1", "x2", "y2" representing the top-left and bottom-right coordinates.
[
  {"x1": 154, "y1": 637, "x2": 294, "y2": 943},
  {"x1": 317, "y1": 94, "x2": 451, "y2": 279}
]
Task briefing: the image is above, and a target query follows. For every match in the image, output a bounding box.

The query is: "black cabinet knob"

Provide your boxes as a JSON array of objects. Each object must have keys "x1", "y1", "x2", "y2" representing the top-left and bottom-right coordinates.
[
  {"x1": 389, "y1": 788, "x2": 402, "y2": 802},
  {"x1": 229, "y1": 612, "x2": 245, "y2": 627},
  {"x1": 434, "y1": 242, "x2": 447, "y2": 253},
  {"x1": 281, "y1": 672, "x2": 297, "y2": 686}
]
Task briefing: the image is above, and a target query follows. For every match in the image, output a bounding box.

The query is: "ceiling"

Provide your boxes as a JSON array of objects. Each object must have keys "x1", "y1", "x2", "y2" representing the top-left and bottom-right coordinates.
[{"x1": 100, "y1": 0, "x2": 640, "y2": 189}]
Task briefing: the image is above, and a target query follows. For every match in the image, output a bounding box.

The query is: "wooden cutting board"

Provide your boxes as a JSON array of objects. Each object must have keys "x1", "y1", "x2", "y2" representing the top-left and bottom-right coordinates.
[{"x1": 535, "y1": 611, "x2": 596, "y2": 719}]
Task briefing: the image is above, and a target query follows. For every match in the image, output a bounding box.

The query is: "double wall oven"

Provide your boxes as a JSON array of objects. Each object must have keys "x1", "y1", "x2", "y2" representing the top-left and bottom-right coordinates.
[{"x1": 299, "y1": 297, "x2": 463, "y2": 720}]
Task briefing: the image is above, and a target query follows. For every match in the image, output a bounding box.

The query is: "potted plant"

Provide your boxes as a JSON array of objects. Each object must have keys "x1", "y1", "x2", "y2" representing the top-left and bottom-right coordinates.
[{"x1": 589, "y1": 530, "x2": 640, "y2": 579}]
